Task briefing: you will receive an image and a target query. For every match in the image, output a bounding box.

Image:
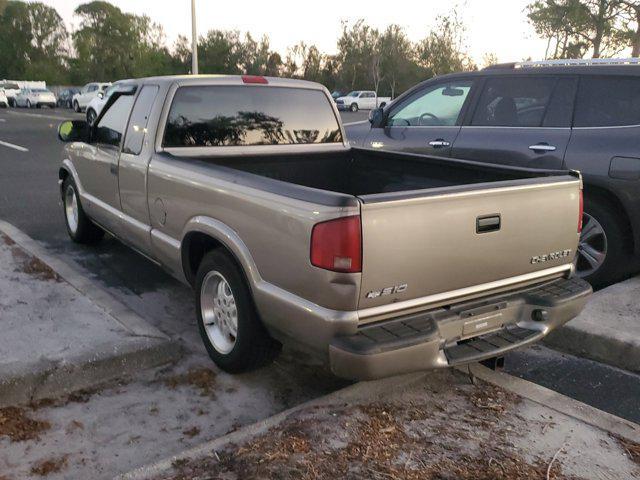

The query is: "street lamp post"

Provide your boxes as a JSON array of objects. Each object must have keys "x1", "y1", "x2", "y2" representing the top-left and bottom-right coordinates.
[{"x1": 191, "y1": 0, "x2": 198, "y2": 75}]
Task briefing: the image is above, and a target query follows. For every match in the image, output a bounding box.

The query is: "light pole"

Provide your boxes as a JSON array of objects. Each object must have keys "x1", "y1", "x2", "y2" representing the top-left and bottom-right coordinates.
[{"x1": 191, "y1": 0, "x2": 198, "y2": 75}]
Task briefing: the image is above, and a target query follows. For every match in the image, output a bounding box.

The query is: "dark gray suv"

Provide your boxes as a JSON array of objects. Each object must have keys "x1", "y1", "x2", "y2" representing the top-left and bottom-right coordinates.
[{"x1": 346, "y1": 59, "x2": 640, "y2": 287}]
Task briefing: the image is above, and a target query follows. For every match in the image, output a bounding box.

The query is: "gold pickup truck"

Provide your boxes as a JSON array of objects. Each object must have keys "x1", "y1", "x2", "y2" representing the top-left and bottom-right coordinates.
[{"x1": 57, "y1": 75, "x2": 591, "y2": 380}]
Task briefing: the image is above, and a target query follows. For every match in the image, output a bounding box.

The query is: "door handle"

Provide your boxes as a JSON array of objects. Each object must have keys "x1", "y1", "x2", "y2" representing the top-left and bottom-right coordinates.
[
  {"x1": 529, "y1": 143, "x2": 556, "y2": 152},
  {"x1": 476, "y1": 214, "x2": 501, "y2": 233},
  {"x1": 429, "y1": 139, "x2": 451, "y2": 148}
]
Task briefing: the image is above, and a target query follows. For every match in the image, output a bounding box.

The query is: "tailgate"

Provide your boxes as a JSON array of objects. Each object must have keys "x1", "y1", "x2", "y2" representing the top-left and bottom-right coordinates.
[{"x1": 357, "y1": 176, "x2": 581, "y2": 317}]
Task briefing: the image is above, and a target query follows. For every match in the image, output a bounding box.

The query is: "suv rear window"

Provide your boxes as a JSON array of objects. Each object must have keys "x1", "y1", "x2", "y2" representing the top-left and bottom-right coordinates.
[
  {"x1": 574, "y1": 77, "x2": 640, "y2": 127},
  {"x1": 163, "y1": 86, "x2": 343, "y2": 147},
  {"x1": 471, "y1": 77, "x2": 556, "y2": 127}
]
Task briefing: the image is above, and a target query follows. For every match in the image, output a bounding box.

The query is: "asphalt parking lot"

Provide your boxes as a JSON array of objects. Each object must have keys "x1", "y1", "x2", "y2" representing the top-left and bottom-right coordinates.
[{"x1": 0, "y1": 106, "x2": 639, "y2": 428}]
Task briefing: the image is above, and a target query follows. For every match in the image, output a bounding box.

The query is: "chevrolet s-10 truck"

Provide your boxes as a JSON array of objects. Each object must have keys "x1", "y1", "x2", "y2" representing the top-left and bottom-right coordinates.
[{"x1": 57, "y1": 75, "x2": 591, "y2": 380}]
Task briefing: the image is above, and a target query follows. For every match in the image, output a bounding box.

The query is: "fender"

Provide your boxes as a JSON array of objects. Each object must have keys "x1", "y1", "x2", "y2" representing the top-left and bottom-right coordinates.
[
  {"x1": 180, "y1": 215, "x2": 263, "y2": 288},
  {"x1": 59, "y1": 158, "x2": 84, "y2": 195}
]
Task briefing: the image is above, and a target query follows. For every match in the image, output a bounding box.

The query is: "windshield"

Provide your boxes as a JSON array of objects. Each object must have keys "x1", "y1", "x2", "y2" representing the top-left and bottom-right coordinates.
[{"x1": 345, "y1": 91, "x2": 360, "y2": 97}]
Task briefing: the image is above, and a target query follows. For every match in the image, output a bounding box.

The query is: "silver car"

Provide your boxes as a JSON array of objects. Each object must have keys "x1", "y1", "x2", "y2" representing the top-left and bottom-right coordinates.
[{"x1": 14, "y1": 88, "x2": 56, "y2": 108}]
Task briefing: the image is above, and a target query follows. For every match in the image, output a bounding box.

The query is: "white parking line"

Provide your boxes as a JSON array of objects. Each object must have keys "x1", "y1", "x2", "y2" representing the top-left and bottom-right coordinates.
[
  {"x1": 343, "y1": 120, "x2": 368, "y2": 126},
  {"x1": 0, "y1": 140, "x2": 29, "y2": 152},
  {"x1": 7, "y1": 110, "x2": 72, "y2": 121},
  {"x1": 0, "y1": 119, "x2": 6, "y2": 122}
]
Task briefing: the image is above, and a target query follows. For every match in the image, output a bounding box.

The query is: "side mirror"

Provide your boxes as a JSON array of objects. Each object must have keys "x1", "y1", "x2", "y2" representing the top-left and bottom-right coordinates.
[
  {"x1": 97, "y1": 92, "x2": 104, "y2": 99},
  {"x1": 58, "y1": 120, "x2": 89, "y2": 143},
  {"x1": 369, "y1": 107, "x2": 384, "y2": 128}
]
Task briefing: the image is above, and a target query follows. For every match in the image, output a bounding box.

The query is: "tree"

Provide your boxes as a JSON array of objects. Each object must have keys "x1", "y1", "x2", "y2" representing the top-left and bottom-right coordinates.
[
  {"x1": 0, "y1": 1, "x2": 69, "y2": 83},
  {"x1": 336, "y1": 20, "x2": 379, "y2": 90},
  {"x1": 619, "y1": 0, "x2": 640, "y2": 56},
  {"x1": 527, "y1": 0, "x2": 629, "y2": 58},
  {"x1": 415, "y1": 10, "x2": 475, "y2": 76},
  {"x1": 379, "y1": 25, "x2": 415, "y2": 98}
]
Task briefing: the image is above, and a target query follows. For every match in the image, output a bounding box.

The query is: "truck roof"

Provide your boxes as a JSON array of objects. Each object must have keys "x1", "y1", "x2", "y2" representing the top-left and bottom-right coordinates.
[{"x1": 129, "y1": 74, "x2": 326, "y2": 91}]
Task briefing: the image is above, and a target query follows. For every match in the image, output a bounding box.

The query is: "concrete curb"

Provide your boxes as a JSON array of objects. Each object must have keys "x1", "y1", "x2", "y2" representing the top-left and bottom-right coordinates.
[
  {"x1": 0, "y1": 220, "x2": 182, "y2": 406},
  {"x1": 544, "y1": 277, "x2": 640, "y2": 375},
  {"x1": 118, "y1": 365, "x2": 639, "y2": 480}
]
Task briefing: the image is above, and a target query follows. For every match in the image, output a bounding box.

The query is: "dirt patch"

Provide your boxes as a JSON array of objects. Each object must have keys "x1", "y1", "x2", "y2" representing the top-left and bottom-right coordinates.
[
  {"x1": 1, "y1": 233, "x2": 15, "y2": 246},
  {"x1": 31, "y1": 387, "x2": 99, "y2": 410},
  {"x1": 0, "y1": 407, "x2": 51, "y2": 442},
  {"x1": 182, "y1": 426, "x2": 201, "y2": 438},
  {"x1": 159, "y1": 382, "x2": 582, "y2": 480},
  {"x1": 8, "y1": 243, "x2": 61, "y2": 282},
  {"x1": 30, "y1": 456, "x2": 68, "y2": 476},
  {"x1": 612, "y1": 434, "x2": 640, "y2": 466},
  {"x1": 164, "y1": 368, "x2": 217, "y2": 397}
]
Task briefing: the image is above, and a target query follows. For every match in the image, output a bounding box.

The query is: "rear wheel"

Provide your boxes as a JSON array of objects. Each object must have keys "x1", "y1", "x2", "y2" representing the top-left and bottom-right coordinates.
[
  {"x1": 196, "y1": 250, "x2": 281, "y2": 373},
  {"x1": 350, "y1": 103, "x2": 358, "y2": 112},
  {"x1": 26, "y1": 100, "x2": 31, "y2": 108},
  {"x1": 73, "y1": 101, "x2": 80, "y2": 112},
  {"x1": 576, "y1": 198, "x2": 627, "y2": 288},
  {"x1": 62, "y1": 177, "x2": 104, "y2": 244},
  {"x1": 86, "y1": 108, "x2": 97, "y2": 125}
]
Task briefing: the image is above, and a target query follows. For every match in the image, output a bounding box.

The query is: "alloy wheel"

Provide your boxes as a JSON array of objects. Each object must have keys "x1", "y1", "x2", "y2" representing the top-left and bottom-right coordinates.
[
  {"x1": 200, "y1": 271, "x2": 238, "y2": 354},
  {"x1": 575, "y1": 212, "x2": 607, "y2": 277},
  {"x1": 64, "y1": 185, "x2": 79, "y2": 235}
]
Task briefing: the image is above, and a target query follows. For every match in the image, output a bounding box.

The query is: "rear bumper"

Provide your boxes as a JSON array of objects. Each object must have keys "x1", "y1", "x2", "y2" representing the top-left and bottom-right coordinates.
[{"x1": 329, "y1": 276, "x2": 591, "y2": 380}]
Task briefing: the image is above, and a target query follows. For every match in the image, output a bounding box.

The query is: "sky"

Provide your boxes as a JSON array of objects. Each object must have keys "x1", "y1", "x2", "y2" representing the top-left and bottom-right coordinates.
[{"x1": 41, "y1": 0, "x2": 549, "y2": 64}]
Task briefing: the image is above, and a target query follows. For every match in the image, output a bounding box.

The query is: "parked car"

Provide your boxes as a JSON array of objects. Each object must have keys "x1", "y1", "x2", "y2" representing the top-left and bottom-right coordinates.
[
  {"x1": 57, "y1": 88, "x2": 80, "y2": 108},
  {"x1": 0, "y1": 82, "x2": 21, "y2": 107},
  {"x1": 0, "y1": 89, "x2": 7, "y2": 108},
  {"x1": 86, "y1": 81, "x2": 128, "y2": 125},
  {"x1": 56, "y1": 75, "x2": 590, "y2": 379},
  {"x1": 346, "y1": 59, "x2": 640, "y2": 287},
  {"x1": 14, "y1": 88, "x2": 56, "y2": 108},
  {"x1": 331, "y1": 90, "x2": 346, "y2": 100},
  {"x1": 335, "y1": 91, "x2": 391, "y2": 111},
  {"x1": 72, "y1": 82, "x2": 111, "y2": 112}
]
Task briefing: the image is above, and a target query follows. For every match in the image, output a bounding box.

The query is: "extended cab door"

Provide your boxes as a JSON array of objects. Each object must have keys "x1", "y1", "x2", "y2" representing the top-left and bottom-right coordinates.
[
  {"x1": 452, "y1": 76, "x2": 575, "y2": 169},
  {"x1": 117, "y1": 85, "x2": 160, "y2": 253},
  {"x1": 365, "y1": 78, "x2": 476, "y2": 156},
  {"x1": 360, "y1": 91, "x2": 376, "y2": 109}
]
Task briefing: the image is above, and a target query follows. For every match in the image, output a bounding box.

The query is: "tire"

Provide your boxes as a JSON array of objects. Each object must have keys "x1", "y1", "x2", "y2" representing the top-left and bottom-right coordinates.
[
  {"x1": 73, "y1": 101, "x2": 80, "y2": 113},
  {"x1": 8, "y1": 98, "x2": 15, "y2": 108},
  {"x1": 576, "y1": 197, "x2": 627, "y2": 288},
  {"x1": 61, "y1": 176, "x2": 104, "y2": 244},
  {"x1": 86, "y1": 108, "x2": 97, "y2": 125},
  {"x1": 350, "y1": 103, "x2": 358, "y2": 112},
  {"x1": 26, "y1": 100, "x2": 31, "y2": 109},
  {"x1": 196, "y1": 250, "x2": 281, "y2": 373}
]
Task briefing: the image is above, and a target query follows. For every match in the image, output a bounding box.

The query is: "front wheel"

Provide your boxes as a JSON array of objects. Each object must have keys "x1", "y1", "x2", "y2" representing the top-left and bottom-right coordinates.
[
  {"x1": 350, "y1": 103, "x2": 358, "y2": 112},
  {"x1": 575, "y1": 198, "x2": 627, "y2": 288},
  {"x1": 196, "y1": 250, "x2": 281, "y2": 373},
  {"x1": 62, "y1": 177, "x2": 104, "y2": 244},
  {"x1": 73, "y1": 101, "x2": 80, "y2": 113},
  {"x1": 26, "y1": 100, "x2": 31, "y2": 108}
]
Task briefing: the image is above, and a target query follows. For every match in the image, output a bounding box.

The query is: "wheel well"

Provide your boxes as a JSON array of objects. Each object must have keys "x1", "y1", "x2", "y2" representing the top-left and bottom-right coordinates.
[
  {"x1": 584, "y1": 184, "x2": 634, "y2": 253},
  {"x1": 59, "y1": 168, "x2": 69, "y2": 182},
  {"x1": 182, "y1": 232, "x2": 246, "y2": 287}
]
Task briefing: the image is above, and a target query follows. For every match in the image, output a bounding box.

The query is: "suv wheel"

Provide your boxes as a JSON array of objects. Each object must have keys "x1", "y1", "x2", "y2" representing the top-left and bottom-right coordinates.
[
  {"x1": 73, "y1": 101, "x2": 80, "y2": 113},
  {"x1": 350, "y1": 103, "x2": 358, "y2": 112},
  {"x1": 576, "y1": 198, "x2": 626, "y2": 288},
  {"x1": 196, "y1": 250, "x2": 281, "y2": 373},
  {"x1": 26, "y1": 100, "x2": 31, "y2": 108}
]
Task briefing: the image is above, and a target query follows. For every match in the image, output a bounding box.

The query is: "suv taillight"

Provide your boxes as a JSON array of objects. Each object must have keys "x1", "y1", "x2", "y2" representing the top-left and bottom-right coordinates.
[
  {"x1": 310, "y1": 216, "x2": 362, "y2": 273},
  {"x1": 578, "y1": 189, "x2": 584, "y2": 233}
]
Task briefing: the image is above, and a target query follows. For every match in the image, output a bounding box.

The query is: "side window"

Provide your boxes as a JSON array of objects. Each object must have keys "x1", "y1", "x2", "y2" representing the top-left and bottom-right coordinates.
[
  {"x1": 123, "y1": 86, "x2": 159, "y2": 155},
  {"x1": 542, "y1": 78, "x2": 576, "y2": 127},
  {"x1": 471, "y1": 77, "x2": 556, "y2": 127},
  {"x1": 94, "y1": 95, "x2": 135, "y2": 147},
  {"x1": 574, "y1": 77, "x2": 640, "y2": 127},
  {"x1": 388, "y1": 80, "x2": 473, "y2": 127},
  {"x1": 88, "y1": 85, "x2": 98, "y2": 93}
]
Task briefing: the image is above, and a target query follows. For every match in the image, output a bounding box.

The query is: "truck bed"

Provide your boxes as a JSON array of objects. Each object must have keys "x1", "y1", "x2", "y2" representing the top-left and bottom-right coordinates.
[{"x1": 208, "y1": 147, "x2": 556, "y2": 198}]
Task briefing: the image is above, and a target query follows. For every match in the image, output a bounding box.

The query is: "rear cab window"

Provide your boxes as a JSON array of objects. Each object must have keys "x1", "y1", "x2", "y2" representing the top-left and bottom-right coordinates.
[
  {"x1": 574, "y1": 76, "x2": 640, "y2": 127},
  {"x1": 162, "y1": 85, "x2": 343, "y2": 148}
]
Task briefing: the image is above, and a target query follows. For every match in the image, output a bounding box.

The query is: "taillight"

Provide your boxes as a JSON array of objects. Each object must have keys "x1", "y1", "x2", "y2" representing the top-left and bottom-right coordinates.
[
  {"x1": 578, "y1": 189, "x2": 584, "y2": 233},
  {"x1": 242, "y1": 75, "x2": 268, "y2": 84},
  {"x1": 310, "y1": 216, "x2": 362, "y2": 273}
]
